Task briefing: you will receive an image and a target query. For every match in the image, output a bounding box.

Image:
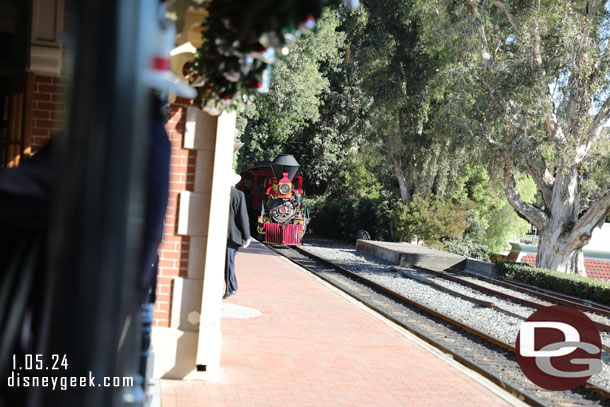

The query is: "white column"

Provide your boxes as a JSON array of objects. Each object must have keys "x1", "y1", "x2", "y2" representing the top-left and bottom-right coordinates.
[{"x1": 152, "y1": 106, "x2": 235, "y2": 381}]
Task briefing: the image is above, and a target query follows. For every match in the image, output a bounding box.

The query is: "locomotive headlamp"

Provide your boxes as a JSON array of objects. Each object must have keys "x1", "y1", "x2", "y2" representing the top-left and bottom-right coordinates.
[{"x1": 277, "y1": 172, "x2": 292, "y2": 198}]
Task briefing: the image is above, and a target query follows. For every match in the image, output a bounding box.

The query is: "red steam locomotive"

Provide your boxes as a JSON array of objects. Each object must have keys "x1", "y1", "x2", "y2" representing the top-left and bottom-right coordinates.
[{"x1": 239, "y1": 155, "x2": 309, "y2": 245}]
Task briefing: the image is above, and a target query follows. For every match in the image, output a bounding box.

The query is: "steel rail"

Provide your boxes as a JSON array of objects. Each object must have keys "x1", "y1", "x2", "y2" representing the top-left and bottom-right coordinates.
[
  {"x1": 390, "y1": 267, "x2": 610, "y2": 353},
  {"x1": 452, "y1": 268, "x2": 610, "y2": 318},
  {"x1": 398, "y1": 266, "x2": 610, "y2": 334}
]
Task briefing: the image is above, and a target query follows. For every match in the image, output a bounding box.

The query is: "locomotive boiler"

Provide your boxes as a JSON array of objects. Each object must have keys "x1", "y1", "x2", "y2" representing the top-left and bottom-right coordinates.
[{"x1": 239, "y1": 154, "x2": 309, "y2": 245}]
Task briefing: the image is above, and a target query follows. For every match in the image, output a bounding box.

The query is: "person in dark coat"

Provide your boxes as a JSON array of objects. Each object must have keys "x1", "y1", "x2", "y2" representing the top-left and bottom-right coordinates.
[{"x1": 225, "y1": 175, "x2": 251, "y2": 299}]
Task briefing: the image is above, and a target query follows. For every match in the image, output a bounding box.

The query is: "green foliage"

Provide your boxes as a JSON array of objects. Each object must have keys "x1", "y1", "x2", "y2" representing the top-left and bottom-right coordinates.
[
  {"x1": 581, "y1": 135, "x2": 610, "y2": 211},
  {"x1": 485, "y1": 177, "x2": 536, "y2": 251},
  {"x1": 332, "y1": 149, "x2": 387, "y2": 198},
  {"x1": 392, "y1": 166, "x2": 533, "y2": 253},
  {"x1": 353, "y1": 0, "x2": 463, "y2": 201},
  {"x1": 484, "y1": 201, "x2": 531, "y2": 252},
  {"x1": 237, "y1": 0, "x2": 610, "y2": 264},
  {"x1": 464, "y1": 168, "x2": 535, "y2": 253},
  {"x1": 411, "y1": 0, "x2": 610, "y2": 273},
  {"x1": 308, "y1": 194, "x2": 394, "y2": 241},
  {"x1": 498, "y1": 262, "x2": 610, "y2": 307},
  {"x1": 441, "y1": 239, "x2": 491, "y2": 262},
  {"x1": 240, "y1": 8, "x2": 371, "y2": 192},
  {"x1": 392, "y1": 194, "x2": 471, "y2": 245},
  {"x1": 242, "y1": 9, "x2": 345, "y2": 150},
  {"x1": 441, "y1": 166, "x2": 534, "y2": 253}
]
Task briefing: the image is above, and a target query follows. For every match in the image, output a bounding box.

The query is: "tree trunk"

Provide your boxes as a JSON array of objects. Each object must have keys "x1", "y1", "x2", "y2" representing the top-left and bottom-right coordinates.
[
  {"x1": 507, "y1": 164, "x2": 608, "y2": 276},
  {"x1": 536, "y1": 232, "x2": 586, "y2": 275},
  {"x1": 391, "y1": 154, "x2": 410, "y2": 203},
  {"x1": 534, "y1": 166, "x2": 588, "y2": 275},
  {"x1": 503, "y1": 159, "x2": 604, "y2": 276},
  {"x1": 389, "y1": 112, "x2": 410, "y2": 203}
]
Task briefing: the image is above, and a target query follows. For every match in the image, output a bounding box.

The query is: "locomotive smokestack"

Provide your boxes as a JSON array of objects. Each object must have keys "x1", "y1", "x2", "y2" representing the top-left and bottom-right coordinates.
[{"x1": 270, "y1": 154, "x2": 300, "y2": 182}]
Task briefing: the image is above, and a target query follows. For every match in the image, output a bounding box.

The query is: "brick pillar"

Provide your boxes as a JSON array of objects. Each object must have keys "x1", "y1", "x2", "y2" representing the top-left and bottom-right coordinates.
[
  {"x1": 30, "y1": 74, "x2": 65, "y2": 152},
  {"x1": 153, "y1": 99, "x2": 196, "y2": 327}
]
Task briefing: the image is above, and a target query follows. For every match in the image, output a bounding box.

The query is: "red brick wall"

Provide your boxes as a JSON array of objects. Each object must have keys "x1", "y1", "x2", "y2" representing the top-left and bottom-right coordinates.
[
  {"x1": 154, "y1": 98, "x2": 198, "y2": 327},
  {"x1": 30, "y1": 74, "x2": 65, "y2": 152},
  {"x1": 29, "y1": 0, "x2": 69, "y2": 153}
]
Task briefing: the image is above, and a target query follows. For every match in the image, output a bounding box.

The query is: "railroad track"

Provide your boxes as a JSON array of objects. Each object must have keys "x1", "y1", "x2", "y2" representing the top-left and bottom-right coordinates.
[
  {"x1": 440, "y1": 267, "x2": 610, "y2": 329},
  {"x1": 475, "y1": 272, "x2": 610, "y2": 317},
  {"x1": 391, "y1": 267, "x2": 610, "y2": 352},
  {"x1": 266, "y1": 243, "x2": 610, "y2": 407}
]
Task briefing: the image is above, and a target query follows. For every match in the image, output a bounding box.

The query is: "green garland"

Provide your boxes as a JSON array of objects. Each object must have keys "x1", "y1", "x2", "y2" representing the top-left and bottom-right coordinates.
[{"x1": 189, "y1": 0, "x2": 327, "y2": 114}]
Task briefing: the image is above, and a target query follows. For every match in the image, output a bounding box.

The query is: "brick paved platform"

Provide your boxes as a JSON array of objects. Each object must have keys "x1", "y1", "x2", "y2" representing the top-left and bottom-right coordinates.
[{"x1": 160, "y1": 241, "x2": 526, "y2": 407}]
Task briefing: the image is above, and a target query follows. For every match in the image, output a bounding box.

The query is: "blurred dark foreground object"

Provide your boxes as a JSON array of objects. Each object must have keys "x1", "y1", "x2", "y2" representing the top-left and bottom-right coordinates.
[
  {"x1": 0, "y1": 92, "x2": 169, "y2": 406},
  {"x1": 0, "y1": 141, "x2": 54, "y2": 406},
  {"x1": 0, "y1": 141, "x2": 55, "y2": 234}
]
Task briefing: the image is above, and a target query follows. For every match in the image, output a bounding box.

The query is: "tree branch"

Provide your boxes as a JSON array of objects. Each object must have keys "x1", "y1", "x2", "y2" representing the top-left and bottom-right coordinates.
[
  {"x1": 587, "y1": 95, "x2": 610, "y2": 145},
  {"x1": 506, "y1": 99, "x2": 530, "y2": 130},
  {"x1": 525, "y1": 152, "x2": 554, "y2": 208},
  {"x1": 529, "y1": 0, "x2": 543, "y2": 68},
  {"x1": 503, "y1": 157, "x2": 548, "y2": 230},
  {"x1": 547, "y1": 112, "x2": 568, "y2": 144},
  {"x1": 568, "y1": 188, "x2": 610, "y2": 243},
  {"x1": 462, "y1": 0, "x2": 494, "y2": 65},
  {"x1": 476, "y1": 77, "x2": 530, "y2": 131},
  {"x1": 491, "y1": 0, "x2": 521, "y2": 33},
  {"x1": 587, "y1": 0, "x2": 609, "y2": 16}
]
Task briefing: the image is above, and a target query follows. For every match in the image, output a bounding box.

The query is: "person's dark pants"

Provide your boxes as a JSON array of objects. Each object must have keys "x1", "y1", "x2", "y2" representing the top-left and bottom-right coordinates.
[{"x1": 225, "y1": 241, "x2": 241, "y2": 294}]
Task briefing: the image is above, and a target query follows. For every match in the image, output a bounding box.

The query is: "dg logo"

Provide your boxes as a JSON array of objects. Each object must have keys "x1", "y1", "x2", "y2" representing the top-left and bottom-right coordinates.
[{"x1": 515, "y1": 305, "x2": 603, "y2": 391}]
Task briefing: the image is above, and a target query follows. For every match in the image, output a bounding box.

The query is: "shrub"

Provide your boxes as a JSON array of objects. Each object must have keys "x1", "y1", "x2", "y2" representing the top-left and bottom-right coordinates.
[
  {"x1": 307, "y1": 194, "x2": 394, "y2": 240},
  {"x1": 497, "y1": 262, "x2": 610, "y2": 307},
  {"x1": 393, "y1": 194, "x2": 471, "y2": 245},
  {"x1": 441, "y1": 238, "x2": 491, "y2": 262}
]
